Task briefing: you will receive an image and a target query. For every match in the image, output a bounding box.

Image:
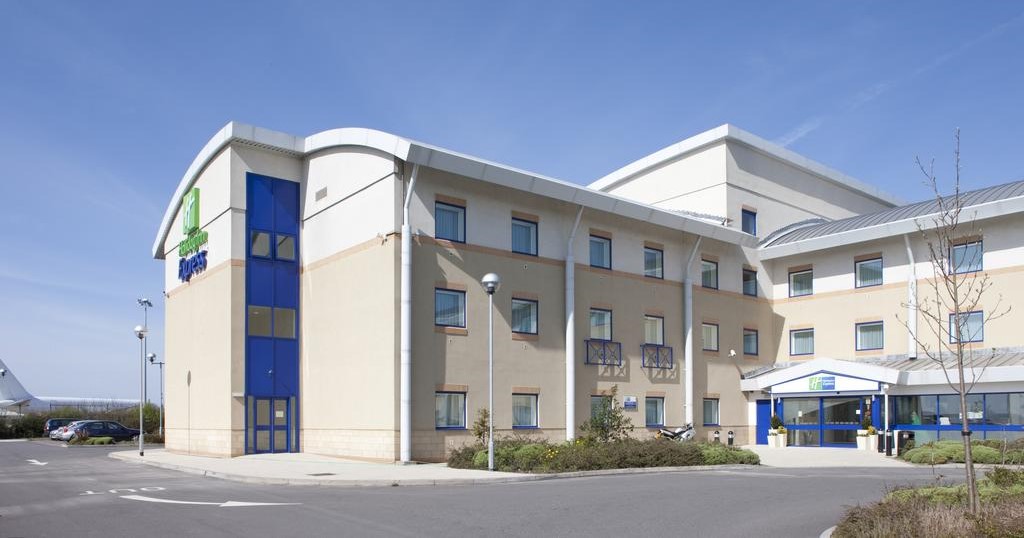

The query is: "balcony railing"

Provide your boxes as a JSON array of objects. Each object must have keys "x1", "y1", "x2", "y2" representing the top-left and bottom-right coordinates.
[
  {"x1": 585, "y1": 339, "x2": 622, "y2": 366},
  {"x1": 641, "y1": 344, "x2": 673, "y2": 369}
]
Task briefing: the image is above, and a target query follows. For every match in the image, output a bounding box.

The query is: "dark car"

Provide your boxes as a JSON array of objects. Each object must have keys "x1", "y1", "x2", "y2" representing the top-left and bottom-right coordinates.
[
  {"x1": 72, "y1": 420, "x2": 140, "y2": 442},
  {"x1": 44, "y1": 418, "x2": 75, "y2": 437}
]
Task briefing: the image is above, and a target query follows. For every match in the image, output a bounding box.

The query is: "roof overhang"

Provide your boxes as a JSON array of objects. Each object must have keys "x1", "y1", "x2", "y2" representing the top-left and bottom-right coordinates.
[
  {"x1": 588, "y1": 124, "x2": 904, "y2": 207},
  {"x1": 740, "y1": 357, "x2": 900, "y2": 392},
  {"x1": 759, "y1": 195, "x2": 1024, "y2": 260},
  {"x1": 153, "y1": 123, "x2": 756, "y2": 259}
]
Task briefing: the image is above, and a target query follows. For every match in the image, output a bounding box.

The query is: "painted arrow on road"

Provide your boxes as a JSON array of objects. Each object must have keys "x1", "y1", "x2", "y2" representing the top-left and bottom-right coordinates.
[
  {"x1": 26, "y1": 459, "x2": 48, "y2": 466},
  {"x1": 120, "y1": 495, "x2": 299, "y2": 507}
]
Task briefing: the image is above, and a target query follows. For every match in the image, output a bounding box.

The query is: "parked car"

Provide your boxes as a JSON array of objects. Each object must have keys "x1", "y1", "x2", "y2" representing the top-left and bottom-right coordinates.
[
  {"x1": 55, "y1": 420, "x2": 88, "y2": 441},
  {"x1": 44, "y1": 418, "x2": 74, "y2": 437},
  {"x1": 69, "y1": 420, "x2": 139, "y2": 442}
]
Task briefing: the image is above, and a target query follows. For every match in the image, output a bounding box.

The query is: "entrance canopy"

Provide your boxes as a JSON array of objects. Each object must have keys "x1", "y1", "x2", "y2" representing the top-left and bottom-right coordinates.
[{"x1": 741, "y1": 358, "x2": 900, "y2": 397}]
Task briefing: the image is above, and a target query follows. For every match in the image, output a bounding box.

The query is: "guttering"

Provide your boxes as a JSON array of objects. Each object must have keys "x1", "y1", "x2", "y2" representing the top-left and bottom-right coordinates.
[
  {"x1": 564, "y1": 206, "x2": 584, "y2": 441},
  {"x1": 682, "y1": 235, "x2": 703, "y2": 426},
  {"x1": 903, "y1": 235, "x2": 918, "y2": 360},
  {"x1": 399, "y1": 164, "x2": 419, "y2": 462}
]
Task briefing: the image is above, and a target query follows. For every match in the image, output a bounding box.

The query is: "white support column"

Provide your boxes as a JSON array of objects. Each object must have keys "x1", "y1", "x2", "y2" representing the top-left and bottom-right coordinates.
[
  {"x1": 683, "y1": 236, "x2": 703, "y2": 426},
  {"x1": 565, "y1": 206, "x2": 583, "y2": 441},
  {"x1": 399, "y1": 164, "x2": 419, "y2": 462},
  {"x1": 903, "y1": 235, "x2": 918, "y2": 359}
]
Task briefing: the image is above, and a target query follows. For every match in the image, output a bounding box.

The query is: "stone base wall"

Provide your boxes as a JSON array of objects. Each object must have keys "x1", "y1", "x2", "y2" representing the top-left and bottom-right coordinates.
[
  {"x1": 412, "y1": 428, "x2": 568, "y2": 462},
  {"x1": 165, "y1": 428, "x2": 243, "y2": 457},
  {"x1": 301, "y1": 429, "x2": 397, "y2": 461}
]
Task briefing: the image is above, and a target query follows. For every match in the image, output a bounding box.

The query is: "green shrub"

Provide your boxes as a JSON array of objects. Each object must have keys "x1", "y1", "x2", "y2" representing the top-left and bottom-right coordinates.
[
  {"x1": 770, "y1": 415, "x2": 783, "y2": 430},
  {"x1": 471, "y1": 449, "x2": 488, "y2": 469},
  {"x1": 698, "y1": 442, "x2": 760, "y2": 465},
  {"x1": 901, "y1": 439, "x2": 1024, "y2": 465},
  {"x1": 985, "y1": 467, "x2": 1024, "y2": 488},
  {"x1": 447, "y1": 445, "x2": 478, "y2": 469},
  {"x1": 579, "y1": 386, "x2": 633, "y2": 443},
  {"x1": 510, "y1": 444, "x2": 548, "y2": 471}
]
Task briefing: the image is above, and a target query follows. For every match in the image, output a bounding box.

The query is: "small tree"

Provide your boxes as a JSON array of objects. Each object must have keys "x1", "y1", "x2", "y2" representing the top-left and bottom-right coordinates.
[
  {"x1": 897, "y1": 129, "x2": 1010, "y2": 514},
  {"x1": 580, "y1": 385, "x2": 633, "y2": 443},
  {"x1": 471, "y1": 408, "x2": 490, "y2": 446}
]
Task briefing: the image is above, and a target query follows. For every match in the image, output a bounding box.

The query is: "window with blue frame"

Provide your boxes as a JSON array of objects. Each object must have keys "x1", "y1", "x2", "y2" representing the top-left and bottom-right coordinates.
[
  {"x1": 511, "y1": 218, "x2": 538, "y2": 256},
  {"x1": 742, "y1": 269, "x2": 757, "y2": 297},
  {"x1": 512, "y1": 394, "x2": 538, "y2": 428},
  {"x1": 741, "y1": 209, "x2": 757, "y2": 235},
  {"x1": 643, "y1": 247, "x2": 664, "y2": 278},
  {"x1": 789, "y1": 269, "x2": 813, "y2": 297},
  {"x1": 855, "y1": 321, "x2": 884, "y2": 351},
  {"x1": 701, "y1": 259, "x2": 718, "y2": 289},
  {"x1": 790, "y1": 328, "x2": 814, "y2": 356},
  {"x1": 590, "y1": 308, "x2": 612, "y2": 340},
  {"x1": 590, "y1": 235, "x2": 611, "y2": 269},
  {"x1": 646, "y1": 397, "x2": 664, "y2": 427},
  {"x1": 435, "y1": 392, "x2": 466, "y2": 429},
  {"x1": 948, "y1": 311, "x2": 984, "y2": 343},
  {"x1": 703, "y1": 398, "x2": 719, "y2": 426},
  {"x1": 743, "y1": 328, "x2": 758, "y2": 356},
  {"x1": 435, "y1": 289, "x2": 466, "y2": 328},
  {"x1": 435, "y1": 202, "x2": 465, "y2": 242},
  {"x1": 250, "y1": 231, "x2": 271, "y2": 258},
  {"x1": 951, "y1": 240, "x2": 983, "y2": 274},
  {"x1": 511, "y1": 298, "x2": 538, "y2": 334},
  {"x1": 893, "y1": 393, "x2": 1024, "y2": 440},
  {"x1": 275, "y1": 234, "x2": 296, "y2": 261},
  {"x1": 855, "y1": 257, "x2": 882, "y2": 288},
  {"x1": 702, "y1": 323, "x2": 719, "y2": 352}
]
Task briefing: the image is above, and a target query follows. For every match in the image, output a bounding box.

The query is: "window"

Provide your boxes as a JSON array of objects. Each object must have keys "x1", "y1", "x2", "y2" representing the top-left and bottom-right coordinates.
[
  {"x1": 645, "y1": 397, "x2": 665, "y2": 427},
  {"x1": 511, "y1": 299, "x2": 538, "y2": 334},
  {"x1": 273, "y1": 308, "x2": 296, "y2": 339},
  {"x1": 434, "y1": 289, "x2": 466, "y2": 327},
  {"x1": 855, "y1": 258, "x2": 882, "y2": 288},
  {"x1": 435, "y1": 202, "x2": 465, "y2": 242},
  {"x1": 590, "y1": 309, "x2": 612, "y2": 340},
  {"x1": 949, "y1": 311, "x2": 984, "y2": 343},
  {"x1": 512, "y1": 394, "x2": 538, "y2": 428},
  {"x1": 643, "y1": 247, "x2": 664, "y2": 278},
  {"x1": 643, "y1": 315, "x2": 664, "y2": 345},
  {"x1": 985, "y1": 393, "x2": 1024, "y2": 425},
  {"x1": 741, "y1": 209, "x2": 757, "y2": 235},
  {"x1": 703, "y1": 398, "x2": 720, "y2": 426},
  {"x1": 790, "y1": 328, "x2": 814, "y2": 356},
  {"x1": 855, "y1": 321, "x2": 884, "y2": 351},
  {"x1": 743, "y1": 329, "x2": 758, "y2": 356},
  {"x1": 434, "y1": 392, "x2": 466, "y2": 429},
  {"x1": 511, "y1": 218, "x2": 538, "y2": 256},
  {"x1": 701, "y1": 260, "x2": 718, "y2": 289},
  {"x1": 590, "y1": 235, "x2": 611, "y2": 269},
  {"x1": 789, "y1": 269, "x2": 813, "y2": 297},
  {"x1": 250, "y1": 231, "x2": 271, "y2": 258},
  {"x1": 247, "y1": 306, "x2": 272, "y2": 337},
  {"x1": 951, "y1": 240, "x2": 983, "y2": 274},
  {"x1": 742, "y1": 269, "x2": 757, "y2": 297},
  {"x1": 276, "y1": 234, "x2": 296, "y2": 261},
  {"x1": 591, "y1": 395, "x2": 610, "y2": 419},
  {"x1": 702, "y1": 323, "x2": 719, "y2": 352}
]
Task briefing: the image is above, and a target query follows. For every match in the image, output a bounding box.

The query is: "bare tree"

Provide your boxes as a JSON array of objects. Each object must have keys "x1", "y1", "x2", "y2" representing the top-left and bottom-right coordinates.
[{"x1": 897, "y1": 129, "x2": 1010, "y2": 513}]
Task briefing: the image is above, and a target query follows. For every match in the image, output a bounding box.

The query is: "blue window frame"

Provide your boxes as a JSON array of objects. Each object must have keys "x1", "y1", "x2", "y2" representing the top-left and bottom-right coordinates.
[
  {"x1": 511, "y1": 298, "x2": 538, "y2": 334},
  {"x1": 741, "y1": 209, "x2": 757, "y2": 235},
  {"x1": 590, "y1": 235, "x2": 611, "y2": 269},
  {"x1": 646, "y1": 397, "x2": 665, "y2": 427},
  {"x1": 855, "y1": 321, "x2": 884, "y2": 351},
  {"x1": 435, "y1": 202, "x2": 465, "y2": 243},
  {"x1": 703, "y1": 398, "x2": 720, "y2": 426},
  {"x1": 511, "y1": 218, "x2": 538, "y2": 256},
  {"x1": 512, "y1": 394, "x2": 538, "y2": 429},
  {"x1": 435, "y1": 289, "x2": 466, "y2": 328},
  {"x1": 644, "y1": 247, "x2": 664, "y2": 278},
  {"x1": 790, "y1": 328, "x2": 814, "y2": 356},
  {"x1": 275, "y1": 234, "x2": 296, "y2": 261},
  {"x1": 743, "y1": 328, "x2": 758, "y2": 356},
  {"x1": 702, "y1": 323, "x2": 719, "y2": 352},
  {"x1": 435, "y1": 392, "x2": 466, "y2": 429},
  {"x1": 701, "y1": 259, "x2": 718, "y2": 289},
  {"x1": 855, "y1": 257, "x2": 882, "y2": 288},
  {"x1": 951, "y1": 240, "x2": 983, "y2": 274},
  {"x1": 789, "y1": 269, "x2": 813, "y2": 297},
  {"x1": 742, "y1": 269, "x2": 757, "y2": 297},
  {"x1": 250, "y1": 230, "x2": 272, "y2": 258},
  {"x1": 892, "y1": 393, "x2": 1024, "y2": 441},
  {"x1": 948, "y1": 311, "x2": 984, "y2": 343}
]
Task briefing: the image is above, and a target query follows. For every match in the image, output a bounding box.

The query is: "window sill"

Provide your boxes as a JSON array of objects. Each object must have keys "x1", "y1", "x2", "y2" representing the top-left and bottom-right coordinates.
[
  {"x1": 703, "y1": 424, "x2": 720, "y2": 427},
  {"x1": 855, "y1": 283, "x2": 882, "y2": 290},
  {"x1": 743, "y1": 353, "x2": 759, "y2": 360},
  {"x1": 435, "y1": 426, "x2": 467, "y2": 431},
  {"x1": 512, "y1": 426, "x2": 539, "y2": 430},
  {"x1": 435, "y1": 326, "x2": 468, "y2": 336},
  {"x1": 511, "y1": 250, "x2": 538, "y2": 257},
  {"x1": 646, "y1": 425, "x2": 665, "y2": 429},
  {"x1": 511, "y1": 332, "x2": 539, "y2": 341}
]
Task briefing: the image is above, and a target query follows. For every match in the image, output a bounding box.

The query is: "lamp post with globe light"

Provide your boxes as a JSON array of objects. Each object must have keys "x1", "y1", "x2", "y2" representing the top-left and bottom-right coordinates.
[
  {"x1": 480, "y1": 273, "x2": 501, "y2": 471},
  {"x1": 134, "y1": 325, "x2": 147, "y2": 456}
]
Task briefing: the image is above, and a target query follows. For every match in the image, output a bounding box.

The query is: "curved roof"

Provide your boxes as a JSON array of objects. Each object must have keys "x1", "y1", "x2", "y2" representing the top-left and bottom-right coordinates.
[{"x1": 153, "y1": 122, "x2": 755, "y2": 259}]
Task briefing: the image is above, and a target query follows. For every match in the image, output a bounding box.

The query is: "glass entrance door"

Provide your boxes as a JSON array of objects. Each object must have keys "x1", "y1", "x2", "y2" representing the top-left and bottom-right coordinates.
[
  {"x1": 249, "y1": 397, "x2": 292, "y2": 454},
  {"x1": 780, "y1": 396, "x2": 874, "y2": 447},
  {"x1": 822, "y1": 397, "x2": 860, "y2": 446}
]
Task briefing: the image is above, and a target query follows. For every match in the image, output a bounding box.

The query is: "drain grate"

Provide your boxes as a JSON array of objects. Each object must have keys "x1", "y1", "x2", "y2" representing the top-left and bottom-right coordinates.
[{"x1": 308, "y1": 472, "x2": 335, "y2": 477}]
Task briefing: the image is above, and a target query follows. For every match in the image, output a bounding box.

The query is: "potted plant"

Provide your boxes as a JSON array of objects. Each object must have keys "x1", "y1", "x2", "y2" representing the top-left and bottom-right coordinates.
[
  {"x1": 768, "y1": 415, "x2": 788, "y2": 448},
  {"x1": 865, "y1": 425, "x2": 878, "y2": 451},
  {"x1": 856, "y1": 417, "x2": 873, "y2": 450}
]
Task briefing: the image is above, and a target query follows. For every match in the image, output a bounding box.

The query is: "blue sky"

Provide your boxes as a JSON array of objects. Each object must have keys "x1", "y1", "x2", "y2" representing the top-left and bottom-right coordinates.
[{"x1": 1, "y1": 2, "x2": 1022, "y2": 398}]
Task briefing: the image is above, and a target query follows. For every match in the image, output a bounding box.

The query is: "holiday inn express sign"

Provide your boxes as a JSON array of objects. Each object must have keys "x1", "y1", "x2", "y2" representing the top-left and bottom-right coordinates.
[
  {"x1": 771, "y1": 372, "x2": 880, "y2": 394},
  {"x1": 178, "y1": 187, "x2": 209, "y2": 282}
]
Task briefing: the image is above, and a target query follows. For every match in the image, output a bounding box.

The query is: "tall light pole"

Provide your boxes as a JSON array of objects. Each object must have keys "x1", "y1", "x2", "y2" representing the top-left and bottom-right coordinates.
[
  {"x1": 134, "y1": 325, "x2": 147, "y2": 456},
  {"x1": 137, "y1": 298, "x2": 153, "y2": 406},
  {"x1": 149, "y1": 353, "x2": 163, "y2": 437},
  {"x1": 481, "y1": 273, "x2": 501, "y2": 472}
]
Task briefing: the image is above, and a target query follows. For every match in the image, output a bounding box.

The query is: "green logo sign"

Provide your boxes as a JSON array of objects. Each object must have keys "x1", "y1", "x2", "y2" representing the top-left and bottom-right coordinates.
[
  {"x1": 178, "y1": 187, "x2": 209, "y2": 257},
  {"x1": 808, "y1": 375, "x2": 836, "y2": 391}
]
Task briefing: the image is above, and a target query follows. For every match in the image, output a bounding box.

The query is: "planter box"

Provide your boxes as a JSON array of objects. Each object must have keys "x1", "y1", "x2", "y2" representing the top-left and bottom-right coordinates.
[
  {"x1": 768, "y1": 430, "x2": 788, "y2": 448},
  {"x1": 866, "y1": 434, "x2": 878, "y2": 451}
]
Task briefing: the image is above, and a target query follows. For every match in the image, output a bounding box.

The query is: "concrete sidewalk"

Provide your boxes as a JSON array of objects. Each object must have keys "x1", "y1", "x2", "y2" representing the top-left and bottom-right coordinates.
[
  {"x1": 743, "y1": 445, "x2": 914, "y2": 468},
  {"x1": 110, "y1": 449, "x2": 755, "y2": 487}
]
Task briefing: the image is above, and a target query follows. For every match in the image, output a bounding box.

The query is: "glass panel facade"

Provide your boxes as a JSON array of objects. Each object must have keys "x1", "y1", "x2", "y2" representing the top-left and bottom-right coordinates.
[
  {"x1": 783, "y1": 398, "x2": 819, "y2": 425},
  {"x1": 511, "y1": 219, "x2": 537, "y2": 255},
  {"x1": 646, "y1": 397, "x2": 664, "y2": 427},
  {"x1": 789, "y1": 270, "x2": 813, "y2": 297},
  {"x1": 273, "y1": 307, "x2": 296, "y2": 339},
  {"x1": 788, "y1": 429, "x2": 819, "y2": 447},
  {"x1": 435, "y1": 202, "x2": 465, "y2": 242},
  {"x1": 644, "y1": 247, "x2": 663, "y2": 278},
  {"x1": 986, "y1": 393, "x2": 1024, "y2": 425},
  {"x1": 251, "y1": 231, "x2": 271, "y2": 257},
  {"x1": 512, "y1": 394, "x2": 538, "y2": 428},
  {"x1": 855, "y1": 258, "x2": 882, "y2": 287},
  {"x1": 435, "y1": 392, "x2": 466, "y2": 428},
  {"x1": 703, "y1": 398, "x2": 719, "y2": 425},
  {"x1": 952, "y1": 241, "x2": 983, "y2": 274},
  {"x1": 824, "y1": 430, "x2": 857, "y2": 445},
  {"x1": 742, "y1": 269, "x2": 757, "y2": 297},
  {"x1": 856, "y1": 322, "x2": 884, "y2": 351},
  {"x1": 823, "y1": 398, "x2": 859, "y2": 425},
  {"x1": 275, "y1": 234, "x2": 296, "y2": 261},
  {"x1": 701, "y1": 260, "x2": 718, "y2": 289},
  {"x1": 590, "y1": 236, "x2": 611, "y2": 269},
  {"x1": 434, "y1": 289, "x2": 466, "y2": 327},
  {"x1": 790, "y1": 329, "x2": 814, "y2": 355},
  {"x1": 511, "y1": 299, "x2": 538, "y2": 334},
  {"x1": 644, "y1": 316, "x2": 664, "y2": 345},
  {"x1": 743, "y1": 329, "x2": 758, "y2": 355},
  {"x1": 938, "y1": 394, "x2": 985, "y2": 425},
  {"x1": 590, "y1": 309, "x2": 612, "y2": 340},
  {"x1": 247, "y1": 306, "x2": 272, "y2": 337},
  {"x1": 702, "y1": 323, "x2": 719, "y2": 351}
]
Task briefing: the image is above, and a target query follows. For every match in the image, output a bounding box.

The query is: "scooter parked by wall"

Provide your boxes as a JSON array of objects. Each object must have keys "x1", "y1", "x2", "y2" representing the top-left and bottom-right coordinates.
[{"x1": 657, "y1": 424, "x2": 695, "y2": 442}]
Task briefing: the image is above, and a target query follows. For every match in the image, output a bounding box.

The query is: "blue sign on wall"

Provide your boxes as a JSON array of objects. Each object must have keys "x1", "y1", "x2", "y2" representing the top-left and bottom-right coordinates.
[{"x1": 808, "y1": 375, "x2": 836, "y2": 391}]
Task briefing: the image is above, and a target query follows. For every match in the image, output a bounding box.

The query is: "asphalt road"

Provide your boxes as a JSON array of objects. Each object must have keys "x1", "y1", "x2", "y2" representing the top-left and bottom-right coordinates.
[{"x1": 0, "y1": 440, "x2": 947, "y2": 538}]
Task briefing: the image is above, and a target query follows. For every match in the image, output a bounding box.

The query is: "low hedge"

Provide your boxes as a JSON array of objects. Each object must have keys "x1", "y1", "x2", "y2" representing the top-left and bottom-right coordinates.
[
  {"x1": 448, "y1": 437, "x2": 758, "y2": 473},
  {"x1": 901, "y1": 440, "x2": 1024, "y2": 465}
]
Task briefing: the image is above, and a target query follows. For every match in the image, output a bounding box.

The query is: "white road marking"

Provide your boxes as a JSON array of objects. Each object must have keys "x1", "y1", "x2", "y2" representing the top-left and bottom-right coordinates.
[
  {"x1": 26, "y1": 459, "x2": 48, "y2": 466},
  {"x1": 120, "y1": 494, "x2": 300, "y2": 507}
]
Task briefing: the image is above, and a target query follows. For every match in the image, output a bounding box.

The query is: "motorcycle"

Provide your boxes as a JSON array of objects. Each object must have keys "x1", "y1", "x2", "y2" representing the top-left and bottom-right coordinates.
[{"x1": 657, "y1": 423, "x2": 695, "y2": 442}]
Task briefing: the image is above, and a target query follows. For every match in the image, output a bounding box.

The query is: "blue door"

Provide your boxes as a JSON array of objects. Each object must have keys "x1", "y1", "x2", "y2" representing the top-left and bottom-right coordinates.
[
  {"x1": 252, "y1": 398, "x2": 291, "y2": 453},
  {"x1": 756, "y1": 399, "x2": 771, "y2": 444}
]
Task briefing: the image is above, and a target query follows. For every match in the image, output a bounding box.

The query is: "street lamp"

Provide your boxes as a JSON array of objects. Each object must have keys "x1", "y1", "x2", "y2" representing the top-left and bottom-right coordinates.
[
  {"x1": 480, "y1": 272, "x2": 501, "y2": 471},
  {"x1": 134, "y1": 324, "x2": 147, "y2": 457},
  {"x1": 149, "y1": 353, "x2": 164, "y2": 437},
  {"x1": 137, "y1": 298, "x2": 153, "y2": 408}
]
